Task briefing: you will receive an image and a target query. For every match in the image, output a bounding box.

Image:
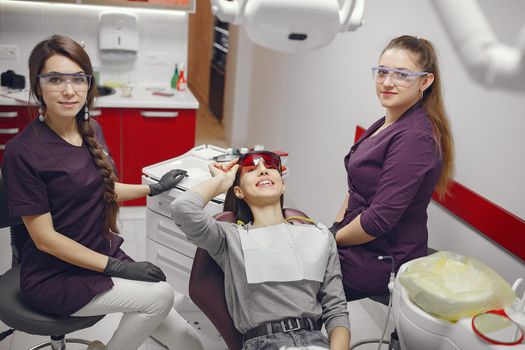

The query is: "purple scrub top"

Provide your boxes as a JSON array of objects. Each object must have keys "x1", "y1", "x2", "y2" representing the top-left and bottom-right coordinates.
[
  {"x1": 1, "y1": 119, "x2": 131, "y2": 316},
  {"x1": 337, "y1": 103, "x2": 442, "y2": 295}
]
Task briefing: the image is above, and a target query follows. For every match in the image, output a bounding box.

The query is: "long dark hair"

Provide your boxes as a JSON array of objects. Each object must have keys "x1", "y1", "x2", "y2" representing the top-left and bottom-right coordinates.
[
  {"x1": 28, "y1": 34, "x2": 120, "y2": 237},
  {"x1": 382, "y1": 35, "x2": 455, "y2": 198},
  {"x1": 223, "y1": 167, "x2": 284, "y2": 224}
]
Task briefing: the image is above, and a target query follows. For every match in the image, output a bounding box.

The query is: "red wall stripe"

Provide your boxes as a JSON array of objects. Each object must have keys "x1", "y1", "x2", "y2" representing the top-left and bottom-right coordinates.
[{"x1": 355, "y1": 126, "x2": 525, "y2": 262}]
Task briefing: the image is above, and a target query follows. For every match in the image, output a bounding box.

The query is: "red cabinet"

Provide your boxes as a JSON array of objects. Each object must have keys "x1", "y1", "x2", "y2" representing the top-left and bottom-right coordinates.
[
  {"x1": 0, "y1": 105, "x2": 36, "y2": 163},
  {"x1": 0, "y1": 104, "x2": 196, "y2": 206},
  {"x1": 93, "y1": 107, "x2": 196, "y2": 206}
]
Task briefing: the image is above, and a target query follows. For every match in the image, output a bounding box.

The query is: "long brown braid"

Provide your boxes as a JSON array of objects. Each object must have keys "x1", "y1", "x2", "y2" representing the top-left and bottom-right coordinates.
[
  {"x1": 78, "y1": 118, "x2": 120, "y2": 236},
  {"x1": 28, "y1": 35, "x2": 120, "y2": 236}
]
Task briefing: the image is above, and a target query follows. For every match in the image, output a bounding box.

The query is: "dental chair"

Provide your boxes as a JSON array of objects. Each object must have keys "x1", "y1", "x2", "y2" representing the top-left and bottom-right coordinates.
[
  {"x1": 0, "y1": 175, "x2": 105, "y2": 349},
  {"x1": 189, "y1": 209, "x2": 315, "y2": 350}
]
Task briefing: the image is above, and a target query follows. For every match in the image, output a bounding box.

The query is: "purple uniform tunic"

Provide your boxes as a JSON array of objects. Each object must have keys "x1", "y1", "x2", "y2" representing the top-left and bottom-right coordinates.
[
  {"x1": 336, "y1": 103, "x2": 442, "y2": 295},
  {"x1": 1, "y1": 119, "x2": 131, "y2": 316}
]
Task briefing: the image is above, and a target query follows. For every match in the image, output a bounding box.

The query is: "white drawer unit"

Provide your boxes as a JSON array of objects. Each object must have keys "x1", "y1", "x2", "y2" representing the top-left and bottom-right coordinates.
[
  {"x1": 146, "y1": 209, "x2": 197, "y2": 259},
  {"x1": 146, "y1": 237, "x2": 193, "y2": 300},
  {"x1": 143, "y1": 145, "x2": 228, "y2": 345}
]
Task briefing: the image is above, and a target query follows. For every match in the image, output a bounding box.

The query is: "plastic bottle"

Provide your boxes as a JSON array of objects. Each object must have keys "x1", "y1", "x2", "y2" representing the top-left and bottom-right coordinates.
[
  {"x1": 176, "y1": 63, "x2": 187, "y2": 91},
  {"x1": 170, "y1": 63, "x2": 179, "y2": 90}
]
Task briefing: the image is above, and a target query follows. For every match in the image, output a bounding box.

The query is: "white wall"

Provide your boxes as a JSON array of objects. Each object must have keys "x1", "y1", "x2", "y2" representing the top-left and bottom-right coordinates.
[
  {"x1": 0, "y1": 1, "x2": 188, "y2": 87},
  {"x1": 224, "y1": 0, "x2": 525, "y2": 284}
]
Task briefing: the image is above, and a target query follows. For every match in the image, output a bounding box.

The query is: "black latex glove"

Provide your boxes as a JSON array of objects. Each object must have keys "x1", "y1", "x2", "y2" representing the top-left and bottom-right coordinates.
[
  {"x1": 328, "y1": 223, "x2": 339, "y2": 238},
  {"x1": 148, "y1": 169, "x2": 188, "y2": 196},
  {"x1": 104, "y1": 256, "x2": 167, "y2": 282}
]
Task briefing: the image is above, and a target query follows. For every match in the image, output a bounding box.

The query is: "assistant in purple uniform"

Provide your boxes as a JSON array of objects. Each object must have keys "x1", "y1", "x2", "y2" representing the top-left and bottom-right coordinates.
[
  {"x1": 1, "y1": 35, "x2": 203, "y2": 350},
  {"x1": 331, "y1": 35, "x2": 455, "y2": 299}
]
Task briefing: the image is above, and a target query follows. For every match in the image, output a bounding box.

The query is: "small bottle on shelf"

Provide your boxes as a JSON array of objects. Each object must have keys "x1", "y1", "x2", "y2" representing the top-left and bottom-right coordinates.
[
  {"x1": 176, "y1": 63, "x2": 187, "y2": 91},
  {"x1": 170, "y1": 63, "x2": 179, "y2": 90}
]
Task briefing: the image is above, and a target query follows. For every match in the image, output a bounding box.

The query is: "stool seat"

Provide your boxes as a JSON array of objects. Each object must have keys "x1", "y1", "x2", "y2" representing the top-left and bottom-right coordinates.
[{"x1": 0, "y1": 265, "x2": 104, "y2": 336}]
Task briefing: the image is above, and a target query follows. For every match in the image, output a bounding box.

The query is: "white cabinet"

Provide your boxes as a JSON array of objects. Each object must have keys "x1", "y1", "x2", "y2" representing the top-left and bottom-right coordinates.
[{"x1": 143, "y1": 145, "x2": 227, "y2": 342}]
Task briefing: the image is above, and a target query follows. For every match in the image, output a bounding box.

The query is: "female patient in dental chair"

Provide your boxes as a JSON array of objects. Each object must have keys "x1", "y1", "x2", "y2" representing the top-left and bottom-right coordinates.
[{"x1": 171, "y1": 150, "x2": 350, "y2": 350}]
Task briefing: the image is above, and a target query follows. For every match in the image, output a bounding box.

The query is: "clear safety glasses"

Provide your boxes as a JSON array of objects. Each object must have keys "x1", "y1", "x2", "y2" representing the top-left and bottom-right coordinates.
[
  {"x1": 371, "y1": 66, "x2": 428, "y2": 87},
  {"x1": 38, "y1": 73, "x2": 92, "y2": 92}
]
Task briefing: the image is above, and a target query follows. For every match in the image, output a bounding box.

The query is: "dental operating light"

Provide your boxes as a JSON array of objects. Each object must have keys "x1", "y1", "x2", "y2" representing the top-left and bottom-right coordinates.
[
  {"x1": 431, "y1": 0, "x2": 525, "y2": 91},
  {"x1": 210, "y1": 0, "x2": 365, "y2": 53},
  {"x1": 211, "y1": 0, "x2": 524, "y2": 92}
]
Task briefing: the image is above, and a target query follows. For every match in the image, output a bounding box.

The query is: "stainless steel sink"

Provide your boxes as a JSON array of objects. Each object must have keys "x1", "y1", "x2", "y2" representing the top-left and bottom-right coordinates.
[{"x1": 96, "y1": 86, "x2": 115, "y2": 97}]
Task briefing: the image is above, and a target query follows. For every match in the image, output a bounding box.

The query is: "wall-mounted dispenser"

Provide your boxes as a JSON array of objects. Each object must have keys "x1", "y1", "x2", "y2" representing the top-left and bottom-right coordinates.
[{"x1": 99, "y1": 13, "x2": 138, "y2": 61}]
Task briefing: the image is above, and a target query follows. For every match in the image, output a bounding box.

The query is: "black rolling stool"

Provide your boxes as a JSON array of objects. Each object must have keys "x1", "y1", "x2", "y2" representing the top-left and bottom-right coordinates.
[{"x1": 0, "y1": 175, "x2": 104, "y2": 349}]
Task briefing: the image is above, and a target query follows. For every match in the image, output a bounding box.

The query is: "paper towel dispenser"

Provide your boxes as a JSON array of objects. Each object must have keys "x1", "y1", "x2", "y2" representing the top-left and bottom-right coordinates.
[{"x1": 99, "y1": 13, "x2": 138, "y2": 61}]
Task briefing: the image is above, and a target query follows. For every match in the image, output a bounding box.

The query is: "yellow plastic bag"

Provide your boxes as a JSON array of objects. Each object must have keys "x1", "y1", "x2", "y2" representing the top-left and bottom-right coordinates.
[{"x1": 399, "y1": 251, "x2": 516, "y2": 322}]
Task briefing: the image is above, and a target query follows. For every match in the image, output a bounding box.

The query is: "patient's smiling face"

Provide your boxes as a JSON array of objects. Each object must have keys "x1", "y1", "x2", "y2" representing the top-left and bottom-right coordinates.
[{"x1": 234, "y1": 160, "x2": 285, "y2": 207}]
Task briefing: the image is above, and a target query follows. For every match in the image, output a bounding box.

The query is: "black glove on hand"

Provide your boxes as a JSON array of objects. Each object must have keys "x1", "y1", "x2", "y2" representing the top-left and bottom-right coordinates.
[
  {"x1": 104, "y1": 256, "x2": 167, "y2": 282},
  {"x1": 148, "y1": 169, "x2": 188, "y2": 196},
  {"x1": 328, "y1": 223, "x2": 339, "y2": 238}
]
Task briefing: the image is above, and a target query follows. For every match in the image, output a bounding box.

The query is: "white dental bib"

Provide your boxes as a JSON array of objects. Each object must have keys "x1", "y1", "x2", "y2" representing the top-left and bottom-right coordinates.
[{"x1": 238, "y1": 223, "x2": 331, "y2": 284}]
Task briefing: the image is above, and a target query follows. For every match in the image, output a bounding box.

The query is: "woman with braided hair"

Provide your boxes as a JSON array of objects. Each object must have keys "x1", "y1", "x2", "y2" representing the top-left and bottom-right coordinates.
[{"x1": 1, "y1": 35, "x2": 203, "y2": 350}]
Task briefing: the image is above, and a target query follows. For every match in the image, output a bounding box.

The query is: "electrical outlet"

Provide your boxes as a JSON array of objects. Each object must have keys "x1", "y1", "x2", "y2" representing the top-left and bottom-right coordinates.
[{"x1": 0, "y1": 45, "x2": 19, "y2": 60}]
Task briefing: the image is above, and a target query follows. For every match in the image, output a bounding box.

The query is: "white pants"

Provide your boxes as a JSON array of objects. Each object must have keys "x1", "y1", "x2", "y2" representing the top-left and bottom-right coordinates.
[{"x1": 72, "y1": 277, "x2": 204, "y2": 350}]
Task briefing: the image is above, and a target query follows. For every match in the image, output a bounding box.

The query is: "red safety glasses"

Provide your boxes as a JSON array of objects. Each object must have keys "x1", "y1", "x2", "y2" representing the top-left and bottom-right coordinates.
[{"x1": 238, "y1": 151, "x2": 282, "y2": 174}]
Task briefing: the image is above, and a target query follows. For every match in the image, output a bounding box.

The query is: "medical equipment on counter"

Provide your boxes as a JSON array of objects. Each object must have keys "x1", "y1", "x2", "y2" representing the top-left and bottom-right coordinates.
[
  {"x1": 210, "y1": 0, "x2": 364, "y2": 52},
  {"x1": 392, "y1": 256, "x2": 525, "y2": 350}
]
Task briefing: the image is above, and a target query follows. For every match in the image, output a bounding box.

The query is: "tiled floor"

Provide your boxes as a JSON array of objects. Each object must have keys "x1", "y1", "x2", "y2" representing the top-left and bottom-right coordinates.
[{"x1": 0, "y1": 110, "x2": 387, "y2": 349}]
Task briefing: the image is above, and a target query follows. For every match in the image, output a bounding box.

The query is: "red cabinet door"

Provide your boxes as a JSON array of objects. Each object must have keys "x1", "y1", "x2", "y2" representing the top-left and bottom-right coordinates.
[
  {"x1": 0, "y1": 106, "x2": 35, "y2": 163},
  {"x1": 91, "y1": 108, "x2": 122, "y2": 178},
  {"x1": 122, "y1": 108, "x2": 196, "y2": 206}
]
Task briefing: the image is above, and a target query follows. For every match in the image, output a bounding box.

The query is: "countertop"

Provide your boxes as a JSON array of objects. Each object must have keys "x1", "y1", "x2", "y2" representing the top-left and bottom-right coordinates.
[{"x1": 0, "y1": 85, "x2": 199, "y2": 109}]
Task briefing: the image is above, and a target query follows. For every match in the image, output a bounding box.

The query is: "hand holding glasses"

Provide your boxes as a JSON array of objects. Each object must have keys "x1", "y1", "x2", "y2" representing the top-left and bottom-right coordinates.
[
  {"x1": 371, "y1": 66, "x2": 429, "y2": 87},
  {"x1": 38, "y1": 73, "x2": 92, "y2": 92}
]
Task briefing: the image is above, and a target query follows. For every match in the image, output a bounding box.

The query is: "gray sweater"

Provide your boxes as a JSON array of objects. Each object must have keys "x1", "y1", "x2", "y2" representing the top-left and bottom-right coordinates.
[{"x1": 171, "y1": 190, "x2": 350, "y2": 334}]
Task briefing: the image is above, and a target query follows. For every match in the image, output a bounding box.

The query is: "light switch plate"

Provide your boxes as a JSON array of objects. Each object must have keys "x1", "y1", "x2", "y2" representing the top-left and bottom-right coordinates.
[{"x1": 0, "y1": 45, "x2": 19, "y2": 60}]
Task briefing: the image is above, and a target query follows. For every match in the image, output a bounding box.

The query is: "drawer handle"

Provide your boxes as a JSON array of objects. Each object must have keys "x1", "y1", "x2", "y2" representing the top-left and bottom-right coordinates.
[
  {"x1": 89, "y1": 109, "x2": 102, "y2": 117},
  {"x1": 140, "y1": 111, "x2": 179, "y2": 118},
  {"x1": 157, "y1": 251, "x2": 191, "y2": 273},
  {"x1": 158, "y1": 220, "x2": 188, "y2": 241},
  {"x1": 0, "y1": 128, "x2": 19, "y2": 134},
  {"x1": 0, "y1": 145, "x2": 5, "y2": 150},
  {"x1": 0, "y1": 111, "x2": 18, "y2": 118}
]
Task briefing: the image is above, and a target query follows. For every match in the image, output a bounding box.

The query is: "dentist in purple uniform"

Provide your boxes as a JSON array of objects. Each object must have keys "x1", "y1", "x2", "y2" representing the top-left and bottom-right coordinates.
[{"x1": 331, "y1": 35, "x2": 455, "y2": 300}]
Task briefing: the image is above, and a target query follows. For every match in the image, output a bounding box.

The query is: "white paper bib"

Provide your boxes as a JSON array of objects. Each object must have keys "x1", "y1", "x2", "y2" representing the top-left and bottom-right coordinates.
[{"x1": 238, "y1": 223, "x2": 331, "y2": 284}]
